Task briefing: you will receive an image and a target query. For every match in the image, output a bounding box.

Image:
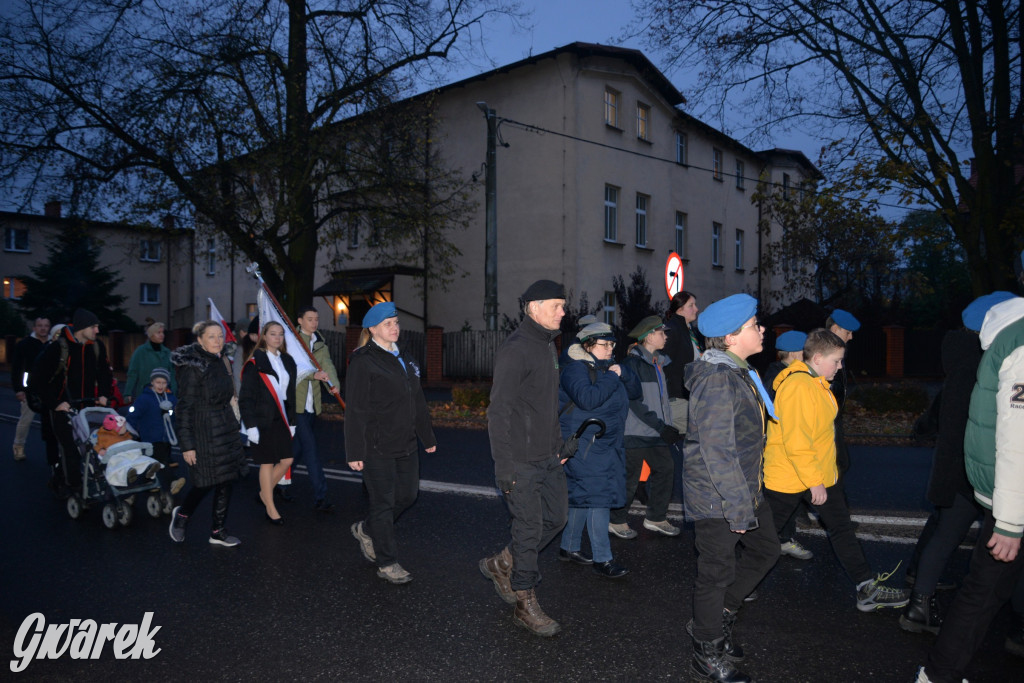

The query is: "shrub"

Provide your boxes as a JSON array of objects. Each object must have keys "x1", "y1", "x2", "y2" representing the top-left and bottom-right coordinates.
[
  {"x1": 452, "y1": 383, "x2": 490, "y2": 408},
  {"x1": 848, "y1": 382, "x2": 930, "y2": 414}
]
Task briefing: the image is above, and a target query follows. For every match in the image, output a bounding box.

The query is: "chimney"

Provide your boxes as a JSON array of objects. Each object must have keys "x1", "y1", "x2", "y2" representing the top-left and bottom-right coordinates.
[{"x1": 44, "y1": 201, "x2": 62, "y2": 218}]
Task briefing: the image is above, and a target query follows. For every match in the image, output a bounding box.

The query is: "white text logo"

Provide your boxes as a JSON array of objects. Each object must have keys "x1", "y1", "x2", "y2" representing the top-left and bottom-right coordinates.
[{"x1": 11, "y1": 612, "x2": 161, "y2": 673}]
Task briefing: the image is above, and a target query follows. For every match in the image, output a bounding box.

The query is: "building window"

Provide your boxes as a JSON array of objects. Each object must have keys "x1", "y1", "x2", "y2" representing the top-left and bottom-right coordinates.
[
  {"x1": 713, "y1": 148, "x2": 723, "y2": 181},
  {"x1": 675, "y1": 132, "x2": 688, "y2": 165},
  {"x1": 712, "y1": 222, "x2": 722, "y2": 266},
  {"x1": 735, "y1": 160, "x2": 745, "y2": 189},
  {"x1": 604, "y1": 185, "x2": 618, "y2": 241},
  {"x1": 603, "y1": 291, "x2": 617, "y2": 327},
  {"x1": 635, "y1": 194, "x2": 649, "y2": 247},
  {"x1": 4, "y1": 227, "x2": 28, "y2": 252},
  {"x1": 348, "y1": 219, "x2": 359, "y2": 249},
  {"x1": 2, "y1": 277, "x2": 25, "y2": 299},
  {"x1": 140, "y1": 283, "x2": 160, "y2": 305},
  {"x1": 735, "y1": 229, "x2": 745, "y2": 270},
  {"x1": 636, "y1": 103, "x2": 650, "y2": 141},
  {"x1": 206, "y1": 238, "x2": 216, "y2": 275},
  {"x1": 675, "y1": 212, "x2": 687, "y2": 259},
  {"x1": 783, "y1": 173, "x2": 791, "y2": 199},
  {"x1": 140, "y1": 238, "x2": 162, "y2": 262},
  {"x1": 604, "y1": 88, "x2": 620, "y2": 128}
]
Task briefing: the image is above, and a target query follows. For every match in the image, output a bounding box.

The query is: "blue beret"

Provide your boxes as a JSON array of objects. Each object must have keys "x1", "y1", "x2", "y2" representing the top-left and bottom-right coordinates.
[
  {"x1": 775, "y1": 330, "x2": 807, "y2": 352},
  {"x1": 830, "y1": 309, "x2": 860, "y2": 332},
  {"x1": 962, "y1": 291, "x2": 1016, "y2": 332},
  {"x1": 362, "y1": 301, "x2": 397, "y2": 328},
  {"x1": 697, "y1": 294, "x2": 758, "y2": 338}
]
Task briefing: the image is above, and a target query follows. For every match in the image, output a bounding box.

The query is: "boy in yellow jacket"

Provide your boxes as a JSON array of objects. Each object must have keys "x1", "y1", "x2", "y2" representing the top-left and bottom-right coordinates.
[{"x1": 764, "y1": 328, "x2": 909, "y2": 612}]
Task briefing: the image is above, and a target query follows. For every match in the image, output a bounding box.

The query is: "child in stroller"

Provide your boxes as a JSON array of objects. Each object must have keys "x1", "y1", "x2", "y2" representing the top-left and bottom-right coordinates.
[{"x1": 92, "y1": 414, "x2": 162, "y2": 487}]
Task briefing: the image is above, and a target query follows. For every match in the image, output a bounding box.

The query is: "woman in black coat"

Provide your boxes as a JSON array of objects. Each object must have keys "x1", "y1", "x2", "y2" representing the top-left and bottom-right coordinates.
[
  {"x1": 240, "y1": 322, "x2": 297, "y2": 525},
  {"x1": 168, "y1": 320, "x2": 246, "y2": 547},
  {"x1": 345, "y1": 301, "x2": 436, "y2": 585},
  {"x1": 662, "y1": 290, "x2": 702, "y2": 434}
]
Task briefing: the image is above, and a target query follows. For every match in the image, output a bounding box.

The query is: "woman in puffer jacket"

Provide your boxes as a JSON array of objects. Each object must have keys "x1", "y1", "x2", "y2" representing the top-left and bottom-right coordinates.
[
  {"x1": 557, "y1": 322, "x2": 640, "y2": 578},
  {"x1": 167, "y1": 320, "x2": 246, "y2": 547}
]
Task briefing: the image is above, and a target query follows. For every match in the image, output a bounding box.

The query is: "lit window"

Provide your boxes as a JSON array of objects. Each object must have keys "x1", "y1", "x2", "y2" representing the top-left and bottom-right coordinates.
[
  {"x1": 635, "y1": 194, "x2": 649, "y2": 247},
  {"x1": 675, "y1": 132, "x2": 688, "y2": 165},
  {"x1": 604, "y1": 89, "x2": 620, "y2": 128},
  {"x1": 735, "y1": 229, "x2": 745, "y2": 270},
  {"x1": 675, "y1": 212, "x2": 687, "y2": 259},
  {"x1": 604, "y1": 185, "x2": 618, "y2": 241},
  {"x1": 735, "y1": 160, "x2": 745, "y2": 189},
  {"x1": 636, "y1": 103, "x2": 650, "y2": 141},
  {"x1": 712, "y1": 222, "x2": 722, "y2": 266},
  {"x1": 140, "y1": 238, "x2": 162, "y2": 262},
  {"x1": 603, "y1": 291, "x2": 617, "y2": 326},
  {"x1": 4, "y1": 227, "x2": 28, "y2": 252},
  {"x1": 713, "y1": 149, "x2": 723, "y2": 181},
  {"x1": 140, "y1": 283, "x2": 160, "y2": 305},
  {"x1": 2, "y1": 277, "x2": 25, "y2": 299}
]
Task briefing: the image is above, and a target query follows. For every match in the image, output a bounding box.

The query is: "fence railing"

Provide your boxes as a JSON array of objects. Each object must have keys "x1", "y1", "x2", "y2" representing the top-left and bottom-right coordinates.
[{"x1": 442, "y1": 330, "x2": 510, "y2": 379}]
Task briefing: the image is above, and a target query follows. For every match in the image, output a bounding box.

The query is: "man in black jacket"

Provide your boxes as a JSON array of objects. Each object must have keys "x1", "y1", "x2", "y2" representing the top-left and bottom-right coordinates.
[
  {"x1": 11, "y1": 316, "x2": 49, "y2": 460},
  {"x1": 480, "y1": 279, "x2": 568, "y2": 637},
  {"x1": 33, "y1": 309, "x2": 112, "y2": 493}
]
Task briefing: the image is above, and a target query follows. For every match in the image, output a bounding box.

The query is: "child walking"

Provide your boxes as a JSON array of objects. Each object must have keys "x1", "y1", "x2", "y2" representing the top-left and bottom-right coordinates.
[{"x1": 127, "y1": 367, "x2": 183, "y2": 503}]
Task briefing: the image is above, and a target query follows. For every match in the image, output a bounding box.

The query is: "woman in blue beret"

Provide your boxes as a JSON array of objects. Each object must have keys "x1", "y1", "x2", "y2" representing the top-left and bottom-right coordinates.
[{"x1": 345, "y1": 301, "x2": 437, "y2": 585}]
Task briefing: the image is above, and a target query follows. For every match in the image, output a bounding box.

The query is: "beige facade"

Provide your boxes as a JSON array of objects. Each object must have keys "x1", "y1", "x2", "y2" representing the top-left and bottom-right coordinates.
[{"x1": 0, "y1": 202, "x2": 193, "y2": 330}]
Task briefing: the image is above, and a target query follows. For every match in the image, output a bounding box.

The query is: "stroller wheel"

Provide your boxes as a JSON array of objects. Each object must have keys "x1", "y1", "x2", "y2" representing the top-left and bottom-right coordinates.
[
  {"x1": 101, "y1": 503, "x2": 118, "y2": 529},
  {"x1": 117, "y1": 505, "x2": 133, "y2": 527},
  {"x1": 66, "y1": 494, "x2": 83, "y2": 520},
  {"x1": 145, "y1": 494, "x2": 162, "y2": 519}
]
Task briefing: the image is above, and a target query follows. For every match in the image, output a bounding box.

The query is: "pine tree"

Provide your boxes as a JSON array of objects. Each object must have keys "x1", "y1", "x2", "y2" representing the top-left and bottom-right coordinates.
[{"x1": 16, "y1": 225, "x2": 135, "y2": 331}]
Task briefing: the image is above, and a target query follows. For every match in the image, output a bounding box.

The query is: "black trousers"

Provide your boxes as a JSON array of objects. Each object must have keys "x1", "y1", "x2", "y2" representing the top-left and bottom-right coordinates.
[
  {"x1": 362, "y1": 452, "x2": 420, "y2": 568},
  {"x1": 610, "y1": 445, "x2": 674, "y2": 525},
  {"x1": 692, "y1": 503, "x2": 780, "y2": 641},
  {"x1": 179, "y1": 482, "x2": 234, "y2": 532},
  {"x1": 766, "y1": 483, "x2": 872, "y2": 585},
  {"x1": 49, "y1": 410, "x2": 81, "y2": 488},
  {"x1": 926, "y1": 510, "x2": 1024, "y2": 682},
  {"x1": 504, "y1": 457, "x2": 568, "y2": 591},
  {"x1": 907, "y1": 492, "x2": 983, "y2": 595}
]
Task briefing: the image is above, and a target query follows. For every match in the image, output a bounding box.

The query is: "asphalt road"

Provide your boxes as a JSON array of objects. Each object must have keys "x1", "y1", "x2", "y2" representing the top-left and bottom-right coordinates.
[{"x1": 1, "y1": 391, "x2": 1020, "y2": 681}]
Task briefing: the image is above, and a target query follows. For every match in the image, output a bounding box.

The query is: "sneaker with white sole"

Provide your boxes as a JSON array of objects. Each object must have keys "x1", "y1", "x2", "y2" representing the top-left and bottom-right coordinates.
[
  {"x1": 780, "y1": 538, "x2": 814, "y2": 560},
  {"x1": 643, "y1": 519, "x2": 681, "y2": 536},
  {"x1": 914, "y1": 665, "x2": 968, "y2": 683},
  {"x1": 857, "y1": 566, "x2": 910, "y2": 612},
  {"x1": 377, "y1": 562, "x2": 412, "y2": 584},
  {"x1": 168, "y1": 506, "x2": 187, "y2": 543},
  {"x1": 351, "y1": 521, "x2": 376, "y2": 563},
  {"x1": 209, "y1": 529, "x2": 241, "y2": 547},
  {"x1": 608, "y1": 522, "x2": 638, "y2": 539}
]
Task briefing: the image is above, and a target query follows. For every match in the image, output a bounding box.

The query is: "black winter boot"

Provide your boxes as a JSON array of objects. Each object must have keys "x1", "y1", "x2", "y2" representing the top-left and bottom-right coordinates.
[
  {"x1": 691, "y1": 637, "x2": 752, "y2": 682},
  {"x1": 686, "y1": 609, "x2": 744, "y2": 662},
  {"x1": 899, "y1": 591, "x2": 942, "y2": 635}
]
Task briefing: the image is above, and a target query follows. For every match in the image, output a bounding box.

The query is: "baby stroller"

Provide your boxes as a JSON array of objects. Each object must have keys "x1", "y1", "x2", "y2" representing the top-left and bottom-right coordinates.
[{"x1": 64, "y1": 406, "x2": 171, "y2": 529}]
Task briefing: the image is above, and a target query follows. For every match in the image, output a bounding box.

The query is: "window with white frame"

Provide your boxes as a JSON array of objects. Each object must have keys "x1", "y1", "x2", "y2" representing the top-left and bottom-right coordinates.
[
  {"x1": 636, "y1": 103, "x2": 650, "y2": 141},
  {"x1": 713, "y1": 148, "x2": 723, "y2": 180},
  {"x1": 675, "y1": 132, "x2": 688, "y2": 165},
  {"x1": 735, "y1": 160, "x2": 745, "y2": 189},
  {"x1": 140, "y1": 238, "x2": 161, "y2": 262},
  {"x1": 604, "y1": 185, "x2": 618, "y2": 241},
  {"x1": 603, "y1": 291, "x2": 617, "y2": 326},
  {"x1": 206, "y1": 238, "x2": 216, "y2": 275},
  {"x1": 140, "y1": 283, "x2": 160, "y2": 305},
  {"x1": 4, "y1": 227, "x2": 28, "y2": 252},
  {"x1": 635, "y1": 193, "x2": 649, "y2": 247},
  {"x1": 712, "y1": 222, "x2": 722, "y2": 266},
  {"x1": 675, "y1": 212, "x2": 687, "y2": 259},
  {"x1": 604, "y1": 88, "x2": 620, "y2": 128},
  {"x1": 783, "y1": 173, "x2": 791, "y2": 199},
  {"x1": 348, "y1": 218, "x2": 359, "y2": 249},
  {"x1": 735, "y1": 229, "x2": 745, "y2": 270}
]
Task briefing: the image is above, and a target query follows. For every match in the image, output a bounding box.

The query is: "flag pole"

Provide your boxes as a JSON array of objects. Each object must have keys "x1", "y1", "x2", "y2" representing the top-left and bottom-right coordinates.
[{"x1": 246, "y1": 262, "x2": 345, "y2": 410}]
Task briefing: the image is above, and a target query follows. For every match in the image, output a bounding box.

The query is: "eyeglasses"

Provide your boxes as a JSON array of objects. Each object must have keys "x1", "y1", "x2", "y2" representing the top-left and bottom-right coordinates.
[
  {"x1": 740, "y1": 319, "x2": 763, "y2": 332},
  {"x1": 593, "y1": 341, "x2": 616, "y2": 349}
]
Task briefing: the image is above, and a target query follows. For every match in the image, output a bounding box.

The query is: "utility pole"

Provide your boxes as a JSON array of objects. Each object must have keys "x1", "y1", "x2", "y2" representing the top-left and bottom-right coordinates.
[{"x1": 477, "y1": 101, "x2": 498, "y2": 331}]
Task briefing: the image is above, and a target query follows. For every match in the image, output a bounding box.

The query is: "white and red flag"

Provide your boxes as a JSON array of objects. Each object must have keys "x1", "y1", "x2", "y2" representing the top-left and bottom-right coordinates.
[{"x1": 208, "y1": 298, "x2": 237, "y2": 343}]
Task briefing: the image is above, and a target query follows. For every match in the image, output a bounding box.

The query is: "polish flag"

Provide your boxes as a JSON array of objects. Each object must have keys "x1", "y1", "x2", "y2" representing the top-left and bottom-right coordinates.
[
  {"x1": 208, "y1": 298, "x2": 237, "y2": 343},
  {"x1": 257, "y1": 288, "x2": 315, "y2": 381}
]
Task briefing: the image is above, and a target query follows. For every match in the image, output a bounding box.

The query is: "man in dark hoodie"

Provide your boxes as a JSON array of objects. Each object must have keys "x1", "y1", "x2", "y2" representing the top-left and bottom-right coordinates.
[
  {"x1": 480, "y1": 279, "x2": 567, "y2": 637},
  {"x1": 33, "y1": 308, "x2": 112, "y2": 494}
]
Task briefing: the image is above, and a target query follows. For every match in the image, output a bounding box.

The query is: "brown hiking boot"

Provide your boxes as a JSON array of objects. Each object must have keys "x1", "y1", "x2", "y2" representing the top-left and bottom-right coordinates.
[
  {"x1": 512, "y1": 588, "x2": 561, "y2": 637},
  {"x1": 479, "y1": 547, "x2": 515, "y2": 604}
]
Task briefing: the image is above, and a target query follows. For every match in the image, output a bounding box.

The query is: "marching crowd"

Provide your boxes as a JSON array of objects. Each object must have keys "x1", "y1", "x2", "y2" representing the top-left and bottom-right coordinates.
[{"x1": 9, "y1": 262, "x2": 1024, "y2": 683}]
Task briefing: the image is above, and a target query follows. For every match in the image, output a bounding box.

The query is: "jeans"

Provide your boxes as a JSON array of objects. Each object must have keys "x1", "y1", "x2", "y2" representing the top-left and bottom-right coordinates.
[
  {"x1": 292, "y1": 412, "x2": 327, "y2": 501},
  {"x1": 610, "y1": 445, "x2": 674, "y2": 525},
  {"x1": 908, "y1": 492, "x2": 982, "y2": 595},
  {"x1": 561, "y1": 507, "x2": 612, "y2": 563},
  {"x1": 504, "y1": 458, "x2": 568, "y2": 591},
  {"x1": 926, "y1": 510, "x2": 1024, "y2": 682},
  {"x1": 766, "y1": 483, "x2": 873, "y2": 585},
  {"x1": 692, "y1": 503, "x2": 780, "y2": 641},
  {"x1": 362, "y1": 452, "x2": 419, "y2": 568}
]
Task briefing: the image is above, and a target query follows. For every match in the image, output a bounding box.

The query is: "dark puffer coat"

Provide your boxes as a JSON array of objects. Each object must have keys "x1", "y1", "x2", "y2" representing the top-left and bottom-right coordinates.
[
  {"x1": 559, "y1": 344, "x2": 641, "y2": 508},
  {"x1": 171, "y1": 343, "x2": 245, "y2": 488}
]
